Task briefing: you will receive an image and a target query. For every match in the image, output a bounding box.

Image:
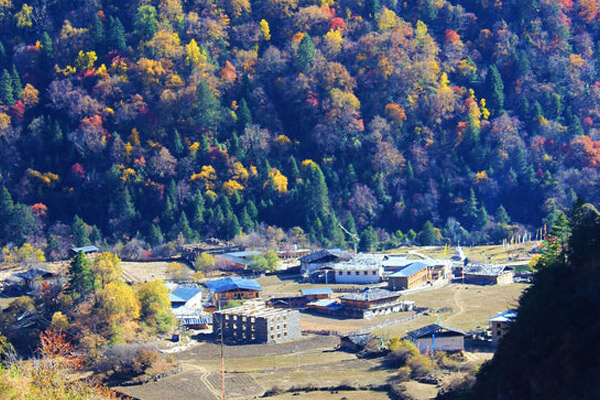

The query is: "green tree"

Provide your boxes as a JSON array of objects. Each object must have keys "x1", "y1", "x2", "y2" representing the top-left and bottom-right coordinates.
[
  {"x1": 359, "y1": 226, "x2": 378, "y2": 252},
  {"x1": 0, "y1": 69, "x2": 14, "y2": 105},
  {"x1": 72, "y1": 215, "x2": 90, "y2": 247},
  {"x1": 495, "y1": 205, "x2": 510, "y2": 225},
  {"x1": 108, "y1": 17, "x2": 127, "y2": 51},
  {"x1": 134, "y1": 5, "x2": 159, "y2": 40},
  {"x1": 265, "y1": 250, "x2": 279, "y2": 272},
  {"x1": 148, "y1": 224, "x2": 164, "y2": 246},
  {"x1": 238, "y1": 98, "x2": 252, "y2": 130},
  {"x1": 418, "y1": 220, "x2": 437, "y2": 245},
  {"x1": 0, "y1": 186, "x2": 14, "y2": 245},
  {"x1": 136, "y1": 280, "x2": 174, "y2": 334},
  {"x1": 196, "y1": 81, "x2": 223, "y2": 133},
  {"x1": 67, "y1": 251, "x2": 93, "y2": 300},
  {"x1": 195, "y1": 252, "x2": 215, "y2": 272},
  {"x1": 487, "y1": 65, "x2": 505, "y2": 115},
  {"x1": 295, "y1": 33, "x2": 316, "y2": 72},
  {"x1": 91, "y1": 14, "x2": 105, "y2": 47},
  {"x1": 10, "y1": 65, "x2": 22, "y2": 98},
  {"x1": 364, "y1": 0, "x2": 381, "y2": 18}
]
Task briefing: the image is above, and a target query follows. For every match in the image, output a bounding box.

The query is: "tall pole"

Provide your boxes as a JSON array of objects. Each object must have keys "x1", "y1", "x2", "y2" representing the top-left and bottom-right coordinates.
[{"x1": 220, "y1": 318, "x2": 225, "y2": 400}]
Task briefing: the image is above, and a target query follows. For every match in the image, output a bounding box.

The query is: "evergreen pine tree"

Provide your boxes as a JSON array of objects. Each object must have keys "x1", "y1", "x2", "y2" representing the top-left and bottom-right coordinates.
[
  {"x1": 487, "y1": 65, "x2": 505, "y2": 115},
  {"x1": 240, "y1": 207, "x2": 254, "y2": 233},
  {"x1": 287, "y1": 155, "x2": 300, "y2": 182},
  {"x1": 495, "y1": 205, "x2": 510, "y2": 225},
  {"x1": 148, "y1": 224, "x2": 164, "y2": 246},
  {"x1": 570, "y1": 115, "x2": 584, "y2": 136},
  {"x1": 172, "y1": 129, "x2": 184, "y2": 156},
  {"x1": 224, "y1": 211, "x2": 240, "y2": 240},
  {"x1": 359, "y1": 226, "x2": 378, "y2": 252},
  {"x1": 196, "y1": 81, "x2": 222, "y2": 133},
  {"x1": 295, "y1": 34, "x2": 316, "y2": 72},
  {"x1": 108, "y1": 16, "x2": 127, "y2": 51},
  {"x1": 10, "y1": 65, "x2": 22, "y2": 98},
  {"x1": 0, "y1": 69, "x2": 14, "y2": 105},
  {"x1": 364, "y1": 0, "x2": 381, "y2": 19},
  {"x1": 90, "y1": 225, "x2": 102, "y2": 244},
  {"x1": 238, "y1": 98, "x2": 252, "y2": 129},
  {"x1": 72, "y1": 215, "x2": 90, "y2": 247},
  {"x1": 40, "y1": 32, "x2": 54, "y2": 67},
  {"x1": 418, "y1": 220, "x2": 437, "y2": 245},
  {"x1": 67, "y1": 251, "x2": 93, "y2": 301},
  {"x1": 46, "y1": 234, "x2": 60, "y2": 260},
  {"x1": 0, "y1": 40, "x2": 5, "y2": 66},
  {"x1": 134, "y1": 5, "x2": 159, "y2": 40},
  {"x1": 178, "y1": 212, "x2": 195, "y2": 241},
  {"x1": 475, "y1": 205, "x2": 489, "y2": 231},
  {"x1": 92, "y1": 14, "x2": 105, "y2": 48},
  {"x1": 463, "y1": 188, "x2": 479, "y2": 227},
  {"x1": 0, "y1": 186, "x2": 14, "y2": 245}
]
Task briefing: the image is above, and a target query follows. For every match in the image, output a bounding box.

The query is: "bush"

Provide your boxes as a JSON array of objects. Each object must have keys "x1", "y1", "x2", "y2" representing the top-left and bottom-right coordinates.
[
  {"x1": 387, "y1": 339, "x2": 419, "y2": 367},
  {"x1": 407, "y1": 353, "x2": 435, "y2": 379},
  {"x1": 397, "y1": 366, "x2": 411, "y2": 382}
]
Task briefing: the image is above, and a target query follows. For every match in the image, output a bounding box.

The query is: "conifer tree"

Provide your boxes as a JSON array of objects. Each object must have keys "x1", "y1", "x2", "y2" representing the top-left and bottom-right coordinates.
[
  {"x1": 178, "y1": 211, "x2": 195, "y2": 241},
  {"x1": 92, "y1": 14, "x2": 105, "y2": 47},
  {"x1": 134, "y1": 5, "x2": 158, "y2": 40},
  {"x1": 418, "y1": 220, "x2": 437, "y2": 245},
  {"x1": 487, "y1": 65, "x2": 505, "y2": 115},
  {"x1": 0, "y1": 69, "x2": 14, "y2": 105},
  {"x1": 108, "y1": 17, "x2": 127, "y2": 51},
  {"x1": 364, "y1": 0, "x2": 381, "y2": 19},
  {"x1": 10, "y1": 65, "x2": 22, "y2": 98},
  {"x1": 495, "y1": 205, "x2": 510, "y2": 225},
  {"x1": 40, "y1": 32, "x2": 54, "y2": 66},
  {"x1": 196, "y1": 81, "x2": 222, "y2": 133},
  {"x1": 148, "y1": 224, "x2": 164, "y2": 246},
  {"x1": 67, "y1": 251, "x2": 93, "y2": 301},
  {"x1": 72, "y1": 215, "x2": 90, "y2": 247},
  {"x1": 359, "y1": 226, "x2": 378, "y2": 252},
  {"x1": 0, "y1": 186, "x2": 14, "y2": 245},
  {"x1": 295, "y1": 34, "x2": 316, "y2": 72},
  {"x1": 238, "y1": 98, "x2": 252, "y2": 129}
]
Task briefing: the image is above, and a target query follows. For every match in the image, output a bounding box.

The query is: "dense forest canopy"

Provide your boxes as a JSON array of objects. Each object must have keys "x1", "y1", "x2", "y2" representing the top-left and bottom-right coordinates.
[{"x1": 0, "y1": 0, "x2": 599, "y2": 253}]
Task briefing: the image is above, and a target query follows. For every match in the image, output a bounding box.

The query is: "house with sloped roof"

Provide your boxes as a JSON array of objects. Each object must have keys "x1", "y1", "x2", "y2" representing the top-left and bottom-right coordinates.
[
  {"x1": 406, "y1": 324, "x2": 466, "y2": 353},
  {"x1": 13, "y1": 268, "x2": 60, "y2": 291},
  {"x1": 489, "y1": 309, "x2": 517, "y2": 343},
  {"x1": 205, "y1": 277, "x2": 262, "y2": 307},
  {"x1": 299, "y1": 249, "x2": 352, "y2": 275},
  {"x1": 69, "y1": 245, "x2": 99, "y2": 257},
  {"x1": 300, "y1": 287, "x2": 333, "y2": 301},
  {"x1": 463, "y1": 264, "x2": 514, "y2": 285},
  {"x1": 333, "y1": 254, "x2": 384, "y2": 284},
  {"x1": 169, "y1": 284, "x2": 203, "y2": 309},
  {"x1": 388, "y1": 262, "x2": 429, "y2": 290}
]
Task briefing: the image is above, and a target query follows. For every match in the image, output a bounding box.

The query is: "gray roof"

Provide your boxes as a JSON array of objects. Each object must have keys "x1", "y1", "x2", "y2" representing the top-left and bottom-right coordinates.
[
  {"x1": 300, "y1": 287, "x2": 333, "y2": 296},
  {"x1": 464, "y1": 264, "x2": 508, "y2": 276},
  {"x1": 299, "y1": 249, "x2": 352, "y2": 264},
  {"x1": 343, "y1": 334, "x2": 376, "y2": 347},
  {"x1": 308, "y1": 299, "x2": 338, "y2": 308},
  {"x1": 389, "y1": 262, "x2": 428, "y2": 278},
  {"x1": 217, "y1": 254, "x2": 253, "y2": 266},
  {"x1": 340, "y1": 287, "x2": 400, "y2": 302},
  {"x1": 14, "y1": 268, "x2": 53, "y2": 281},
  {"x1": 406, "y1": 324, "x2": 466, "y2": 339}
]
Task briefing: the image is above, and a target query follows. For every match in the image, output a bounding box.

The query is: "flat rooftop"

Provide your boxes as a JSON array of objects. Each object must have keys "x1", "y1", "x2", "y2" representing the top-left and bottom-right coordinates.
[{"x1": 214, "y1": 302, "x2": 297, "y2": 318}]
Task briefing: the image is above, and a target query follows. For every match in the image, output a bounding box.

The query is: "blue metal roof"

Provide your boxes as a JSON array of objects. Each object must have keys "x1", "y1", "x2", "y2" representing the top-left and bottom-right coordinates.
[
  {"x1": 204, "y1": 277, "x2": 262, "y2": 293},
  {"x1": 489, "y1": 310, "x2": 518, "y2": 323},
  {"x1": 300, "y1": 287, "x2": 333, "y2": 296},
  {"x1": 389, "y1": 262, "x2": 428, "y2": 278},
  {"x1": 71, "y1": 245, "x2": 99, "y2": 253},
  {"x1": 170, "y1": 285, "x2": 202, "y2": 303}
]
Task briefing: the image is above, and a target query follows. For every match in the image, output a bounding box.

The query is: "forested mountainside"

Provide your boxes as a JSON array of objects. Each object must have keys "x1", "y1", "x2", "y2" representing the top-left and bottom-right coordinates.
[{"x1": 0, "y1": 0, "x2": 599, "y2": 253}]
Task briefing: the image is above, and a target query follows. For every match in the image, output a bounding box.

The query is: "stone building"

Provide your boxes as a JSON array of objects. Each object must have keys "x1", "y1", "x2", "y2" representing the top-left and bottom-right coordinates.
[
  {"x1": 462, "y1": 264, "x2": 514, "y2": 285},
  {"x1": 212, "y1": 302, "x2": 301, "y2": 344},
  {"x1": 333, "y1": 254, "x2": 384, "y2": 284},
  {"x1": 489, "y1": 309, "x2": 517, "y2": 343},
  {"x1": 406, "y1": 324, "x2": 466, "y2": 353}
]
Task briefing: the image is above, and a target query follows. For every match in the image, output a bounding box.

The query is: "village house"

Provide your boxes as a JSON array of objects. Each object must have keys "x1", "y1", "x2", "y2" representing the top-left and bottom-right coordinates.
[
  {"x1": 181, "y1": 243, "x2": 242, "y2": 262},
  {"x1": 12, "y1": 268, "x2": 60, "y2": 292},
  {"x1": 69, "y1": 245, "x2": 99, "y2": 258},
  {"x1": 462, "y1": 264, "x2": 514, "y2": 285},
  {"x1": 205, "y1": 277, "x2": 262, "y2": 308},
  {"x1": 268, "y1": 287, "x2": 332, "y2": 309},
  {"x1": 340, "y1": 333, "x2": 381, "y2": 353},
  {"x1": 333, "y1": 254, "x2": 384, "y2": 284},
  {"x1": 169, "y1": 284, "x2": 203, "y2": 309},
  {"x1": 212, "y1": 302, "x2": 301, "y2": 344},
  {"x1": 214, "y1": 250, "x2": 262, "y2": 270},
  {"x1": 299, "y1": 249, "x2": 352, "y2": 276},
  {"x1": 382, "y1": 255, "x2": 417, "y2": 272},
  {"x1": 406, "y1": 324, "x2": 466, "y2": 353},
  {"x1": 339, "y1": 287, "x2": 414, "y2": 319},
  {"x1": 388, "y1": 262, "x2": 429, "y2": 290},
  {"x1": 489, "y1": 310, "x2": 518, "y2": 343}
]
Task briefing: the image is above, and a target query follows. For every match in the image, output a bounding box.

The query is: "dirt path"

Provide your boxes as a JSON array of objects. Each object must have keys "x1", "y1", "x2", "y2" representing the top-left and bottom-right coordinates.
[
  {"x1": 182, "y1": 363, "x2": 220, "y2": 399},
  {"x1": 443, "y1": 286, "x2": 465, "y2": 325}
]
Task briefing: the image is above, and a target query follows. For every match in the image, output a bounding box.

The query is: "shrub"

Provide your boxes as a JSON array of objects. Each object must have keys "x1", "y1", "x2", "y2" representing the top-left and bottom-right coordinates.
[
  {"x1": 407, "y1": 353, "x2": 435, "y2": 379},
  {"x1": 387, "y1": 339, "x2": 419, "y2": 366},
  {"x1": 397, "y1": 366, "x2": 411, "y2": 382}
]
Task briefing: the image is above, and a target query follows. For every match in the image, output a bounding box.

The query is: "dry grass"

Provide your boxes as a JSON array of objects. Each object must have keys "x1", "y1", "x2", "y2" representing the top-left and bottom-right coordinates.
[
  {"x1": 120, "y1": 261, "x2": 172, "y2": 283},
  {"x1": 372, "y1": 283, "x2": 528, "y2": 337}
]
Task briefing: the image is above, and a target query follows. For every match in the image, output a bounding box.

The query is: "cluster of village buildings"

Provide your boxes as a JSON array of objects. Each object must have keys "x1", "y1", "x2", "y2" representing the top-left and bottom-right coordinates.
[{"x1": 2, "y1": 244, "x2": 518, "y2": 353}]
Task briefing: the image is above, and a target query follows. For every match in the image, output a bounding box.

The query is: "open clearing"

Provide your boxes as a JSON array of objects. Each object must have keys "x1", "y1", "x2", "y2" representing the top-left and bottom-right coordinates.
[{"x1": 120, "y1": 261, "x2": 172, "y2": 283}]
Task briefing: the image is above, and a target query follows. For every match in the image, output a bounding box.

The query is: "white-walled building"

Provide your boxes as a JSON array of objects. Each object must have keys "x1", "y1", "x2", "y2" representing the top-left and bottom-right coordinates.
[{"x1": 334, "y1": 254, "x2": 384, "y2": 284}]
